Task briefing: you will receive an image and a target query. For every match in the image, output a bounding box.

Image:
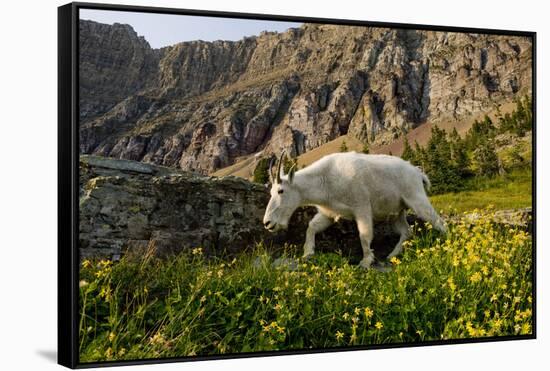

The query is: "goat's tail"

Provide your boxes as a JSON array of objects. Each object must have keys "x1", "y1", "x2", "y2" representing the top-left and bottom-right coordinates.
[{"x1": 418, "y1": 167, "x2": 431, "y2": 192}]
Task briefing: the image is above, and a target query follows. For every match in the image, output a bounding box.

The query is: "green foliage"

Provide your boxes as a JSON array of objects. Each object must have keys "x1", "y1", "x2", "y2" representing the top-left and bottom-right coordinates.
[
  {"x1": 340, "y1": 140, "x2": 348, "y2": 152},
  {"x1": 409, "y1": 126, "x2": 466, "y2": 194},
  {"x1": 449, "y1": 128, "x2": 471, "y2": 177},
  {"x1": 253, "y1": 155, "x2": 296, "y2": 184},
  {"x1": 464, "y1": 115, "x2": 497, "y2": 151},
  {"x1": 497, "y1": 96, "x2": 532, "y2": 137},
  {"x1": 401, "y1": 138, "x2": 415, "y2": 163},
  {"x1": 282, "y1": 154, "x2": 296, "y2": 173},
  {"x1": 507, "y1": 145, "x2": 527, "y2": 167},
  {"x1": 362, "y1": 143, "x2": 370, "y2": 154},
  {"x1": 397, "y1": 95, "x2": 532, "y2": 194},
  {"x1": 431, "y1": 168, "x2": 532, "y2": 213},
  {"x1": 253, "y1": 157, "x2": 272, "y2": 184},
  {"x1": 79, "y1": 213, "x2": 533, "y2": 362},
  {"x1": 472, "y1": 138, "x2": 500, "y2": 177}
]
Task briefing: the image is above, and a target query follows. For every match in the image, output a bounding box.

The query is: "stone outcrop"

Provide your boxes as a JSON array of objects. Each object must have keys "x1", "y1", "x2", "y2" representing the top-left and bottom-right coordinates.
[
  {"x1": 79, "y1": 20, "x2": 532, "y2": 174},
  {"x1": 79, "y1": 156, "x2": 531, "y2": 260}
]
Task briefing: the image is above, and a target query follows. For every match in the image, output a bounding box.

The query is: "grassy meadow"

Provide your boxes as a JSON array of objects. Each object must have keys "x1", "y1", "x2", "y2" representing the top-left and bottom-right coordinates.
[
  {"x1": 431, "y1": 168, "x2": 532, "y2": 214},
  {"x1": 79, "y1": 208, "x2": 533, "y2": 363}
]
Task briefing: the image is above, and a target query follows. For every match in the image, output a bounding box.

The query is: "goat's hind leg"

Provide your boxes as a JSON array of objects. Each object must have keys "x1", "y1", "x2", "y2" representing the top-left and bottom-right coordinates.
[
  {"x1": 303, "y1": 212, "x2": 333, "y2": 258},
  {"x1": 387, "y1": 210, "x2": 411, "y2": 260},
  {"x1": 356, "y1": 214, "x2": 375, "y2": 269}
]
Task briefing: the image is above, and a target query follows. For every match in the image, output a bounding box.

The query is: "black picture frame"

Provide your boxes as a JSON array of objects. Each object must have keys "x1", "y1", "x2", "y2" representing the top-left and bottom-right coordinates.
[{"x1": 58, "y1": 2, "x2": 537, "y2": 368}]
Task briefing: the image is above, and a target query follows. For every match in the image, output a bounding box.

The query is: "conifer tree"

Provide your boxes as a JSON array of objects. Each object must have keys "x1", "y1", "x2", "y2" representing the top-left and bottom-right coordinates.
[
  {"x1": 473, "y1": 139, "x2": 499, "y2": 176},
  {"x1": 253, "y1": 157, "x2": 271, "y2": 184},
  {"x1": 449, "y1": 127, "x2": 470, "y2": 177},
  {"x1": 283, "y1": 154, "x2": 296, "y2": 173},
  {"x1": 414, "y1": 141, "x2": 425, "y2": 169},
  {"x1": 401, "y1": 137, "x2": 415, "y2": 162},
  {"x1": 340, "y1": 140, "x2": 349, "y2": 152},
  {"x1": 423, "y1": 126, "x2": 462, "y2": 193}
]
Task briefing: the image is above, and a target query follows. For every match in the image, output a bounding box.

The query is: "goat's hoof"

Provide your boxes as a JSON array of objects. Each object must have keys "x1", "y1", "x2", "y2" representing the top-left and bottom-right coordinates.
[
  {"x1": 302, "y1": 253, "x2": 314, "y2": 260},
  {"x1": 358, "y1": 259, "x2": 373, "y2": 270},
  {"x1": 373, "y1": 261, "x2": 392, "y2": 273}
]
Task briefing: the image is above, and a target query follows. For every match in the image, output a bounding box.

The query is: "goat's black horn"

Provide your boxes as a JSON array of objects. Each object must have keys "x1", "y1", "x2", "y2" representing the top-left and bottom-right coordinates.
[{"x1": 276, "y1": 150, "x2": 286, "y2": 183}]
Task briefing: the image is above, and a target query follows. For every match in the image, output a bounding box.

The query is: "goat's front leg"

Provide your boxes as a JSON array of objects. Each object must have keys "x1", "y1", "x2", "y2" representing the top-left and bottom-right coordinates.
[
  {"x1": 303, "y1": 212, "x2": 333, "y2": 258},
  {"x1": 356, "y1": 213, "x2": 375, "y2": 269}
]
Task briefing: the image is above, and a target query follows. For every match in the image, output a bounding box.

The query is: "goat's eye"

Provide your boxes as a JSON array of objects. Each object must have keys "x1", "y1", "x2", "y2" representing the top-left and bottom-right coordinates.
[{"x1": 278, "y1": 189, "x2": 284, "y2": 194}]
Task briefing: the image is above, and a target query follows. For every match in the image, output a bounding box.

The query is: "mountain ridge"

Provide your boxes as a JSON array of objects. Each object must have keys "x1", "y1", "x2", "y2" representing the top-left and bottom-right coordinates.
[{"x1": 79, "y1": 19, "x2": 532, "y2": 174}]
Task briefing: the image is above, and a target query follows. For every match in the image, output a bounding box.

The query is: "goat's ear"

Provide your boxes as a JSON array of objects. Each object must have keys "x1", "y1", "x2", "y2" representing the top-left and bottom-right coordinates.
[{"x1": 288, "y1": 163, "x2": 297, "y2": 184}]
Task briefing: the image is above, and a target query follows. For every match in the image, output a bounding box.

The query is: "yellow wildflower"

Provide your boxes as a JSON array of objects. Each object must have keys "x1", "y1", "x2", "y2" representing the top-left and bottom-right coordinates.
[
  {"x1": 447, "y1": 277, "x2": 456, "y2": 292},
  {"x1": 99, "y1": 260, "x2": 112, "y2": 267},
  {"x1": 469, "y1": 272, "x2": 482, "y2": 283},
  {"x1": 150, "y1": 332, "x2": 165, "y2": 345},
  {"x1": 375, "y1": 321, "x2": 383, "y2": 330},
  {"x1": 364, "y1": 307, "x2": 373, "y2": 318},
  {"x1": 390, "y1": 257, "x2": 401, "y2": 265}
]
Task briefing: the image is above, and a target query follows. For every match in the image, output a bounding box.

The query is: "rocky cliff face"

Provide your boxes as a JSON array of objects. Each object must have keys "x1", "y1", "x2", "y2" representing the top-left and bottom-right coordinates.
[
  {"x1": 79, "y1": 21, "x2": 161, "y2": 120},
  {"x1": 79, "y1": 20, "x2": 532, "y2": 173}
]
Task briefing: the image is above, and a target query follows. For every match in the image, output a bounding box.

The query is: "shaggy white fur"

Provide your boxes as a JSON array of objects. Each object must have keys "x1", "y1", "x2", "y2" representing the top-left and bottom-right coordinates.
[{"x1": 263, "y1": 152, "x2": 447, "y2": 269}]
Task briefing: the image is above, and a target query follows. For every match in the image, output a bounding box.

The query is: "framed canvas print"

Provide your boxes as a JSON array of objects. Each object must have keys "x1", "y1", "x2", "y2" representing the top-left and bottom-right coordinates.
[{"x1": 58, "y1": 2, "x2": 536, "y2": 368}]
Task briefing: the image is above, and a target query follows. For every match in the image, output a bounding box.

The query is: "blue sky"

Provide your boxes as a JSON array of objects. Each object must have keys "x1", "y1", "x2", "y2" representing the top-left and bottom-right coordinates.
[{"x1": 80, "y1": 9, "x2": 303, "y2": 49}]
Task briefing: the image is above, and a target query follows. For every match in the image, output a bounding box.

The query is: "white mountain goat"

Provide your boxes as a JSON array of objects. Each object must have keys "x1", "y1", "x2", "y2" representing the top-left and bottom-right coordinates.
[{"x1": 263, "y1": 151, "x2": 447, "y2": 269}]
